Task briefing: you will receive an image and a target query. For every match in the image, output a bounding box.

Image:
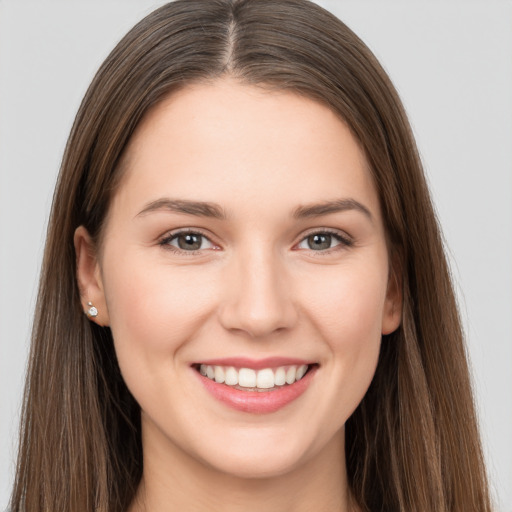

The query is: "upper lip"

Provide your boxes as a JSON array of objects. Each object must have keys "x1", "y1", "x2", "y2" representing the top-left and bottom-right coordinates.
[{"x1": 193, "y1": 357, "x2": 315, "y2": 370}]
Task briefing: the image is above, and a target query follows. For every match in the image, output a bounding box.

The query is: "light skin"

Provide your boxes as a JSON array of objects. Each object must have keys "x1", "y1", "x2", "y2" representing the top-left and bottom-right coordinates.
[{"x1": 75, "y1": 79, "x2": 401, "y2": 512}]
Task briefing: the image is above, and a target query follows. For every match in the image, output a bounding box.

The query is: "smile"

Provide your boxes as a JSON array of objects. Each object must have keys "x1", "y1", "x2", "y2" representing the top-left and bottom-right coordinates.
[
  {"x1": 198, "y1": 364, "x2": 309, "y2": 390},
  {"x1": 193, "y1": 359, "x2": 318, "y2": 414}
]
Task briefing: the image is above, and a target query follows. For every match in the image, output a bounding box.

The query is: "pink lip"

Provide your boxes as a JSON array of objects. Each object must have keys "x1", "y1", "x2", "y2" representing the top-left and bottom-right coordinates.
[
  {"x1": 194, "y1": 357, "x2": 312, "y2": 370},
  {"x1": 194, "y1": 364, "x2": 318, "y2": 414}
]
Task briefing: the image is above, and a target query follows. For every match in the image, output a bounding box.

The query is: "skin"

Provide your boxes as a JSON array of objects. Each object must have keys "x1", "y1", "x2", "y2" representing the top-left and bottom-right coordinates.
[{"x1": 75, "y1": 79, "x2": 401, "y2": 512}]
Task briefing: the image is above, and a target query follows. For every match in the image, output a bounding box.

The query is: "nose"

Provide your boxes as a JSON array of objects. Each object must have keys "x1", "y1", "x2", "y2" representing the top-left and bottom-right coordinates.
[{"x1": 218, "y1": 247, "x2": 298, "y2": 339}]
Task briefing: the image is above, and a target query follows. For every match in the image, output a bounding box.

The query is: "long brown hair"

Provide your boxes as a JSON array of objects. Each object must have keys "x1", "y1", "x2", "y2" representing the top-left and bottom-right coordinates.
[{"x1": 11, "y1": 1, "x2": 492, "y2": 510}]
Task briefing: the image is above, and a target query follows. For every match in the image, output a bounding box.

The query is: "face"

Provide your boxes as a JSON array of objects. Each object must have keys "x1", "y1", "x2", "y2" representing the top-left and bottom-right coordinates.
[{"x1": 76, "y1": 79, "x2": 401, "y2": 480}]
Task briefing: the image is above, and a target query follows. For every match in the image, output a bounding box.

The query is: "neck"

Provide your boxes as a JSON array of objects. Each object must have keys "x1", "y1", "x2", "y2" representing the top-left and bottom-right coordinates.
[{"x1": 128, "y1": 423, "x2": 353, "y2": 512}]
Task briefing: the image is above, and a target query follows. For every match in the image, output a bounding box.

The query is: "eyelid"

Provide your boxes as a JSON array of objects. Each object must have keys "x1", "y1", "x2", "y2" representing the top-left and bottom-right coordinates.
[
  {"x1": 157, "y1": 226, "x2": 353, "y2": 255},
  {"x1": 158, "y1": 228, "x2": 220, "y2": 253},
  {"x1": 294, "y1": 227, "x2": 354, "y2": 252}
]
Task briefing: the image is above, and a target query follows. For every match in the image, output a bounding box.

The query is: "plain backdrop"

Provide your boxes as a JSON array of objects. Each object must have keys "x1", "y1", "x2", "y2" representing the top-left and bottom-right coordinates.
[{"x1": 0, "y1": 1, "x2": 511, "y2": 509}]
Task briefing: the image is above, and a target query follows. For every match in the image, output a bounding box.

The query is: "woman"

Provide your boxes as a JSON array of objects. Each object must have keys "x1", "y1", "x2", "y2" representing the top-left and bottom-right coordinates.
[{"x1": 10, "y1": 0, "x2": 492, "y2": 511}]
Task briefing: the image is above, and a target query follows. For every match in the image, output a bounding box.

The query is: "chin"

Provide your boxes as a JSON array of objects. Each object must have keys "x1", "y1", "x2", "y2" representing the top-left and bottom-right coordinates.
[
  {"x1": 205, "y1": 448, "x2": 307, "y2": 480},
  {"x1": 191, "y1": 426, "x2": 323, "y2": 480}
]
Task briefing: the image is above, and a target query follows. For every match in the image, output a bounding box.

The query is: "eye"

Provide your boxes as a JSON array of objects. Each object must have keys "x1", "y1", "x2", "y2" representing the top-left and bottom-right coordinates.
[
  {"x1": 160, "y1": 231, "x2": 216, "y2": 252},
  {"x1": 296, "y1": 231, "x2": 352, "y2": 252}
]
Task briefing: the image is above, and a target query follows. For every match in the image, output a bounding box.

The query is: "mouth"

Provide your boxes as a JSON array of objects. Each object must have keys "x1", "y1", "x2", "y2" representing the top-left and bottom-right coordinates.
[
  {"x1": 192, "y1": 359, "x2": 319, "y2": 413},
  {"x1": 193, "y1": 363, "x2": 315, "y2": 391}
]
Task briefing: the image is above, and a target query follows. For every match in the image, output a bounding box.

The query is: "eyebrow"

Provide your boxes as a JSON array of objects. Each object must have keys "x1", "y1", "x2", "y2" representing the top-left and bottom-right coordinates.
[
  {"x1": 136, "y1": 198, "x2": 227, "y2": 219},
  {"x1": 293, "y1": 198, "x2": 373, "y2": 221},
  {"x1": 136, "y1": 197, "x2": 372, "y2": 222}
]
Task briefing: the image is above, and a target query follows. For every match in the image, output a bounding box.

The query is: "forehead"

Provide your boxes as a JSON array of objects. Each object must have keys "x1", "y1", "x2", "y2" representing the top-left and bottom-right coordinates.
[{"x1": 113, "y1": 78, "x2": 380, "y2": 221}]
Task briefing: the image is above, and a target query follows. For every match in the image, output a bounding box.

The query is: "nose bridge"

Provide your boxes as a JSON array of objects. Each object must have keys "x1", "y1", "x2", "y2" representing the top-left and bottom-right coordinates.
[{"x1": 219, "y1": 241, "x2": 297, "y2": 338}]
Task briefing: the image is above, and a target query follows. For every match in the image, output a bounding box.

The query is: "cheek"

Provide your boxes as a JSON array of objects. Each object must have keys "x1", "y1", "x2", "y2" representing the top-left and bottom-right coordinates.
[
  {"x1": 101, "y1": 249, "x2": 218, "y2": 369},
  {"x1": 303, "y1": 260, "x2": 387, "y2": 389},
  {"x1": 306, "y1": 260, "x2": 388, "y2": 339}
]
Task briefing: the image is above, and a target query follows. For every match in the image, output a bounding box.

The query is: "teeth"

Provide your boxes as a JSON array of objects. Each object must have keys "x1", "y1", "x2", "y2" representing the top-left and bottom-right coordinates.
[
  {"x1": 296, "y1": 364, "x2": 308, "y2": 380},
  {"x1": 238, "y1": 368, "x2": 256, "y2": 388},
  {"x1": 285, "y1": 366, "x2": 296, "y2": 384},
  {"x1": 214, "y1": 366, "x2": 225, "y2": 383},
  {"x1": 274, "y1": 367, "x2": 286, "y2": 386},
  {"x1": 225, "y1": 366, "x2": 238, "y2": 386},
  {"x1": 256, "y1": 368, "x2": 274, "y2": 389},
  {"x1": 199, "y1": 364, "x2": 311, "y2": 389}
]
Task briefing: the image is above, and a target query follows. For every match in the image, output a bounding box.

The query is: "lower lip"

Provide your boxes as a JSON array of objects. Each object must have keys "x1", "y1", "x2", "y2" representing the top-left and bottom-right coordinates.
[{"x1": 195, "y1": 366, "x2": 317, "y2": 414}]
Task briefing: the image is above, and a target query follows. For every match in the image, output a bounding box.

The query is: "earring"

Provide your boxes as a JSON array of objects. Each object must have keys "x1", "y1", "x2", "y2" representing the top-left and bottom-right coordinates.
[{"x1": 86, "y1": 301, "x2": 98, "y2": 318}]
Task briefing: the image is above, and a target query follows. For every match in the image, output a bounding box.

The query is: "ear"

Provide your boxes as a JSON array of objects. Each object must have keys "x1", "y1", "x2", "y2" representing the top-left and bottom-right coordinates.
[
  {"x1": 74, "y1": 226, "x2": 109, "y2": 326},
  {"x1": 381, "y1": 256, "x2": 402, "y2": 335}
]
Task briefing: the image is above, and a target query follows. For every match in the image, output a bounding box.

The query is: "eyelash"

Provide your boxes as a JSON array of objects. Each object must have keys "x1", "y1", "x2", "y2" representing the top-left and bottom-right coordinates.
[
  {"x1": 158, "y1": 228, "x2": 354, "y2": 255},
  {"x1": 296, "y1": 229, "x2": 354, "y2": 255},
  {"x1": 158, "y1": 229, "x2": 216, "y2": 255}
]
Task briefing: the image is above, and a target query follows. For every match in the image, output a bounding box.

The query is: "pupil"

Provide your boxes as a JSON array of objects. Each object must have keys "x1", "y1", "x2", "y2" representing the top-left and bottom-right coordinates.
[
  {"x1": 308, "y1": 234, "x2": 331, "y2": 250},
  {"x1": 178, "y1": 234, "x2": 201, "y2": 250}
]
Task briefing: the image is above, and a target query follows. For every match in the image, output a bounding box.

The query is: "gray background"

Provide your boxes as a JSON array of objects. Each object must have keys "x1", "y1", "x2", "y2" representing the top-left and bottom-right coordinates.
[{"x1": 1, "y1": 1, "x2": 511, "y2": 509}]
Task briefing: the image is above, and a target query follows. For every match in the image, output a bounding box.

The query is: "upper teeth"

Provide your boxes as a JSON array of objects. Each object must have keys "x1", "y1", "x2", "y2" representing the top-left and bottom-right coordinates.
[{"x1": 199, "y1": 364, "x2": 309, "y2": 389}]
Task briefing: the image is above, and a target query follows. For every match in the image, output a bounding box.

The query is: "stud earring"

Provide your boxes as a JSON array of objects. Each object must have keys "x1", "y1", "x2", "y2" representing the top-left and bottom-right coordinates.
[{"x1": 86, "y1": 301, "x2": 98, "y2": 318}]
